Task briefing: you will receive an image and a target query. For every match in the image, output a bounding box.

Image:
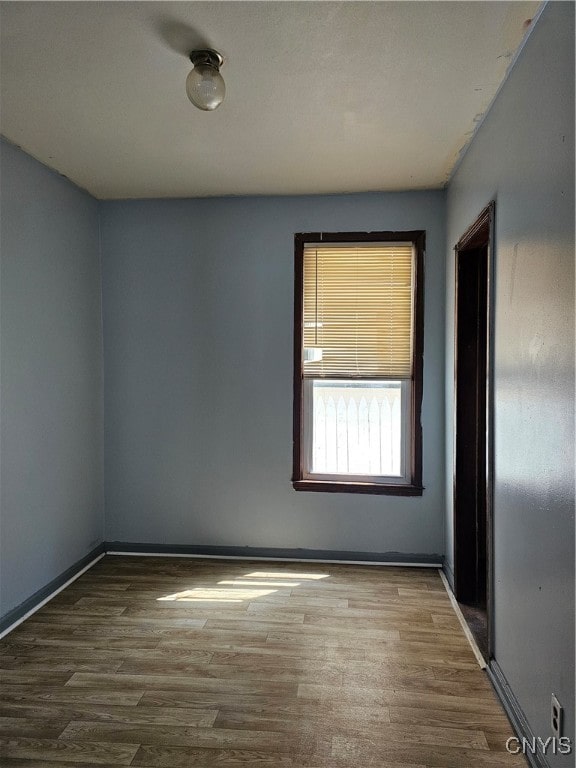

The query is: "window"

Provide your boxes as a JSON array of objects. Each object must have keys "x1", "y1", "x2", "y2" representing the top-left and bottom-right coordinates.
[{"x1": 292, "y1": 231, "x2": 424, "y2": 495}]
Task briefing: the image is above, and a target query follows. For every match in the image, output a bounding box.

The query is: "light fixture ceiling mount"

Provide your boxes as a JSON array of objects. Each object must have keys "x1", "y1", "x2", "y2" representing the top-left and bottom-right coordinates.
[{"x1": 186, "y1": 48, "x2": 225, "y2": 112}]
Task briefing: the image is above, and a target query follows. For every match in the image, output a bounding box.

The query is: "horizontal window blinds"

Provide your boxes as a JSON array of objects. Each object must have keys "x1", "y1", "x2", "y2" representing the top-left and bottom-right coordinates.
[{"x1": 302, "y1": 242, "x2": 414, "y2": 379}]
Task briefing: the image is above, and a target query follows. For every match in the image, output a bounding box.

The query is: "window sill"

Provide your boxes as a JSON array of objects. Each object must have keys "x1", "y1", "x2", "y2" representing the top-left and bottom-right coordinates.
[{"x1": 292, "y1": 479, "x2": 424, "y2": 496}]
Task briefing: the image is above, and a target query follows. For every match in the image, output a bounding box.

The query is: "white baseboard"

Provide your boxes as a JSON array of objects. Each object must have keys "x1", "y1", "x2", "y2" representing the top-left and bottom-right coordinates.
[{"x1": 438, "y1": 568, "x2": 487, "y2": 669}]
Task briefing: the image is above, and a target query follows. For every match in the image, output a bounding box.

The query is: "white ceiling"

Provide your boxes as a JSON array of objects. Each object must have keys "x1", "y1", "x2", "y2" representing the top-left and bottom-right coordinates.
[{"x1": 0, "y1": 1, "x2": 540, "y2": 199}]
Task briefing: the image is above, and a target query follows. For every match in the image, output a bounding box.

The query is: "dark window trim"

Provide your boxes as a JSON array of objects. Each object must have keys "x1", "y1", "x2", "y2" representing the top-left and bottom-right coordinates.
[{"x1": 292, "y1": 230, "x2": 425, "y2": 496}]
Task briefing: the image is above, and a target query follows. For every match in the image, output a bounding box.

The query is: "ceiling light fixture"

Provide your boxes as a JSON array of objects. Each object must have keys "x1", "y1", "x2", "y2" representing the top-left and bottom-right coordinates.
[{"x1": 186, "y1": 49, "x2": 225, "y2": 111}]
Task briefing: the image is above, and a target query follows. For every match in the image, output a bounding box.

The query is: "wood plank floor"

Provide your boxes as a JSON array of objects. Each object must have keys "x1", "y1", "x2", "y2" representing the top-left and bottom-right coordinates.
[{"x1": 0, "y1": 556, "x2": 526, "y2": 767}]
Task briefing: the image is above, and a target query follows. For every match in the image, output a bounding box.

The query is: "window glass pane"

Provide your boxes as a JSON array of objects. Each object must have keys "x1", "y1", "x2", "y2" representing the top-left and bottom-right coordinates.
[{"x1": 311, "y1": 380, "x2": 403, "y2": 477}]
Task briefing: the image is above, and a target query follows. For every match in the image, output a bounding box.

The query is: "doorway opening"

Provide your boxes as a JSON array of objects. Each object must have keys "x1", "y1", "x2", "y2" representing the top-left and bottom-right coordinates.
[{"x1": 453, "y1": 202, "x2": 494, "y2": 661}]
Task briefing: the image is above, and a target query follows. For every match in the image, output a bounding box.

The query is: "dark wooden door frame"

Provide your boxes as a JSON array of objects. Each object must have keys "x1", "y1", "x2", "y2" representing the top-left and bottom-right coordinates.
[{"x1": 453, "y1": 201, "x2": 495, "y2": 659}]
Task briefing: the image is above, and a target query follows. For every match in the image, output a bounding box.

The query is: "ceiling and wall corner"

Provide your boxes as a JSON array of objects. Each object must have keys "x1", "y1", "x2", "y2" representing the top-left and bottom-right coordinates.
[{"x1": 0, "y1": 1, "x2": 541, "y2": 199}]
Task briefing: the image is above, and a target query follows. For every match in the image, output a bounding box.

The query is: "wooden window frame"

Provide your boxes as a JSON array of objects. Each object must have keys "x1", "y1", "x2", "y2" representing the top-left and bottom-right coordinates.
[{"x1": 292, "y1": 230, "x2": 425, "y2": 496}]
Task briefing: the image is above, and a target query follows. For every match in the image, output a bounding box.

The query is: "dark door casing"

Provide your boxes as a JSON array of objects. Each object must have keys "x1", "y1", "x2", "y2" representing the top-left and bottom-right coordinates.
[{"x1": 453, "y1": 202, "x2": 494, "y2": 660}]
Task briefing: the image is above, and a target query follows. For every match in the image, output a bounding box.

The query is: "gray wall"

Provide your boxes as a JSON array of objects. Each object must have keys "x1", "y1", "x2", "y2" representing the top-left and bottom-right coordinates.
[
  {"x1": 0, "y1": 140, "x2": 104, "y2": 619},
  {"x1": 101, "y1": 192, "x2": 446, "y2": 557},
  {"x1": 445, "y1": 3, "x2": 574, "y2": 762}
]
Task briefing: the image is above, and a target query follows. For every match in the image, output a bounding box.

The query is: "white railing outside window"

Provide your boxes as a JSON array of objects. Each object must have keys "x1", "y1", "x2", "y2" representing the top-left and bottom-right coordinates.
[{"x1": 309, "y1": 381, "x2": 403, "y2": 478}]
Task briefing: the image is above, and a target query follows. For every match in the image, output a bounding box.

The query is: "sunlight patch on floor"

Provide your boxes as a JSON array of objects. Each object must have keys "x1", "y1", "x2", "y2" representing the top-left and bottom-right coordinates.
[
  {"x1": 157, "y1": 587, "x2": 278, "y2": 602},
  {"x1": 243, "y1": 572, "x2": 330, "y2": 580},
  {"x1": 157, "y1": 569, "x2": 331, "y2": 603},
  {"x1": 218, "y1": 580, "x2": 301, "y2": 587}
]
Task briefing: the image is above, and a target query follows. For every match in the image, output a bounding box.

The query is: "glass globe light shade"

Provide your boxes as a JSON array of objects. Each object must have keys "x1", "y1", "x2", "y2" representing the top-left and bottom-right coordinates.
[{"x1": 186, "y1": 63, "x2": 225, "y2": 111}]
